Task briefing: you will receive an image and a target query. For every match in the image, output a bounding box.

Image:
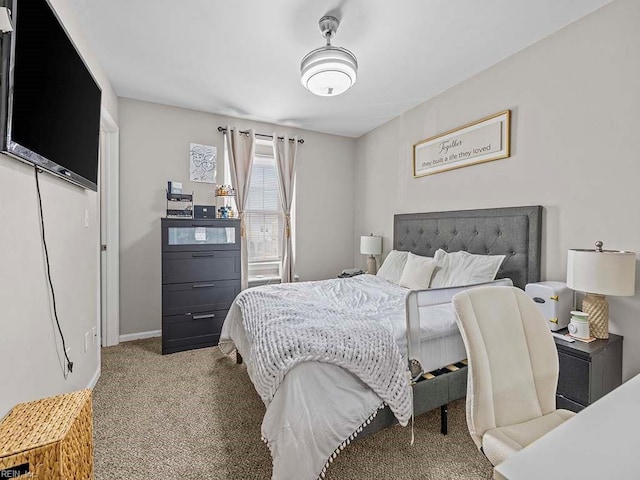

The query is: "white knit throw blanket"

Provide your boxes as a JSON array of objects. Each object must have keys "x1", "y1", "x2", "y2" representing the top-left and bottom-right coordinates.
[{"x1": 235, "y1": 279, "x2": 412, "y2": 426}]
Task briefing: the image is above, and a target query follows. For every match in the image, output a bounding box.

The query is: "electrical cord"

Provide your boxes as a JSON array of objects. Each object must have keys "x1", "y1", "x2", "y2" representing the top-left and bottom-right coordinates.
[{"x1": 34, "y1": 166, "x2": 73, "y2": 377}]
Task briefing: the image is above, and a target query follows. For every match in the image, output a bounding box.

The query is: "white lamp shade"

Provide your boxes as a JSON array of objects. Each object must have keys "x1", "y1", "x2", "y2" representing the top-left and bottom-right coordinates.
[
  {"x1": 360, "y1": 235, "x2": 382, "y2": 256},
  {"x1": 567, "y1": 248, "x2": 636, "y2": 296},
  {"x1": 301, "y1": 46, "x2": 357, "y2": 97}
]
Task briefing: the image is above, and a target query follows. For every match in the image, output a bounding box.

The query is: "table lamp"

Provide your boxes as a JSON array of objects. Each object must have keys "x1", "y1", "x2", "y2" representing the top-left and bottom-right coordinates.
[
  {"x1": 360, "y1": 234, "x2": 382, "y2": 274},
  {"x1": 567, "y1": 241, "x2": 636, "y2": 339}
]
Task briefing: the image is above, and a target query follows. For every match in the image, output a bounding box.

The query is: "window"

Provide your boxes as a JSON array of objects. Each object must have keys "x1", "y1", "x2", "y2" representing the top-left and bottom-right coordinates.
[
  {"x1": 246, "y1": 154, "x2": 283, "y2": 272},
  {"x1": 222, "y1": 138, "x2": 285, "y2": 280}
]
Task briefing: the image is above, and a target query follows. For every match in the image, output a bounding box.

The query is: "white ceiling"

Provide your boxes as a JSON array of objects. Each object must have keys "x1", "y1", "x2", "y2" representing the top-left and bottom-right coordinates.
[{"x1": 69, "y1": 0, "x2": 610, "y2": 138}]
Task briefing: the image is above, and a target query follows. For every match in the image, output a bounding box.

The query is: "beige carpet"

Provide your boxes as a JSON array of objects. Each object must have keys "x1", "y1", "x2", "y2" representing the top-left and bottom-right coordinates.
[{"x1": 94, "y1": 338, "x2": 492, "y2": 479}]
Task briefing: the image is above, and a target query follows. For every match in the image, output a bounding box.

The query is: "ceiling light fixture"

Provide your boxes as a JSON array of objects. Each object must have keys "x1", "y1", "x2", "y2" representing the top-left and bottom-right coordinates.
[{"x1": 300, "y1": 16, "x2": 357, "y2": 97}]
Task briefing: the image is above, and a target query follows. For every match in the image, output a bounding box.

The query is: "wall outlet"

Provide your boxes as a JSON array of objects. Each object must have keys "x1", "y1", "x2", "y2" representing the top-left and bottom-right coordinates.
[
  {"x1": 84, "y1": 209, "x2": 89, "y2": 228},
  {"x1": 84, "y1": 332, "x2": 90, "y2": 353},
  {"x1": 92, "y1": 327, "x2": 97, "y2": 346}
]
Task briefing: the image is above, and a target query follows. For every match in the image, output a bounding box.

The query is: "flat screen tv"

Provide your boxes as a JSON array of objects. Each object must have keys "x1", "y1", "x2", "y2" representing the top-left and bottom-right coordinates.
[{"x1": 0, "y1": 0, "x2": 102, "y2": 191}]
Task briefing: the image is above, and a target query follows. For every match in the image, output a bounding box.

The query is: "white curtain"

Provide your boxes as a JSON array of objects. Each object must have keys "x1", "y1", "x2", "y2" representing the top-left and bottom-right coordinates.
[
  {"x1": 273, "y1": 134, "x2": 298, "y2": 283},
  {"x1": 224, "y1": 126, "x2": 255, "y2": 290}
]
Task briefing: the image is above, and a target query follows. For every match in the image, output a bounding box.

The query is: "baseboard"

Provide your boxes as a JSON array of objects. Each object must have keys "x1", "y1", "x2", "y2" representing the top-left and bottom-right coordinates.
[
  {"x1": 87, "y1": 366, "x2": 101, "y2": 390},
  {"x1": 119, "y1": 330, "x2": 161, "y2": 343}
]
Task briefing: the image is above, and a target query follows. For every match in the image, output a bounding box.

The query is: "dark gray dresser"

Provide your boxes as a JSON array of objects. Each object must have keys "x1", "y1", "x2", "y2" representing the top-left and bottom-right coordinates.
[
  {"x1": 554, "y1": 330, "x2": 623, "y2": 412},
  {"x1": 161, "y1": 218, "x2": 241, "y2": 354}
]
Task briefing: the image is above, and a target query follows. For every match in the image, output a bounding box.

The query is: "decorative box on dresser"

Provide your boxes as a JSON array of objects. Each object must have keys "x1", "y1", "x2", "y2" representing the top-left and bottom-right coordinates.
[
  {"x1": 161, "y1": 218, "x2": 241, "y2": 354},
  {"x1": 554, "y1": 330, "x2": 623, "y2": 412}
]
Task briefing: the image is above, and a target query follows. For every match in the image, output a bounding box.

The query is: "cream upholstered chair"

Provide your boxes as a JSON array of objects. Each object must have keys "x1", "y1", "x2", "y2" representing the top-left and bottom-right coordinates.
[{"x1": 452, "y1": 286, "x2": 575, "y2": 467}]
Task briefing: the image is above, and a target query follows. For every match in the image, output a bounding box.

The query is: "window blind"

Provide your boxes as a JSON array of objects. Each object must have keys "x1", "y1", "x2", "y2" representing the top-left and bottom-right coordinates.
[{"x1": 246, "y1": 155, "x2": 283, "y2": 263}]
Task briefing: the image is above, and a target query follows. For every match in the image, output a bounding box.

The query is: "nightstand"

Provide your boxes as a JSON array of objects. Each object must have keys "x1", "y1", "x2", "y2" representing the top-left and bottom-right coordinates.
[{"x1": 553, "y1": 329, "x2": 623, "y2": 412}]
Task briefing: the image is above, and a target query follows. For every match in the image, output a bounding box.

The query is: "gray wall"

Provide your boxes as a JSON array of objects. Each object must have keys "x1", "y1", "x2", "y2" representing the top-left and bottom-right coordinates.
[
  {"x1": 354, "y1": 0, "x2": 640, "y2": 380},
  {"x1": 118, "y1": 98, "x2": 356, "y2": 335},
  {"x1": 0, "y1": 0, "x2": 118, "y2": 417}
]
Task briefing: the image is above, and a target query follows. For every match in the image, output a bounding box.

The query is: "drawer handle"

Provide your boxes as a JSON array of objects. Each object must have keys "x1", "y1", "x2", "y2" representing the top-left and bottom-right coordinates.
[
  {"x1": 191, "y1": 313, "x2": 216, "y2": 320},
  {"x1": 192, "y1": 253, "x2": 215, "y2": 258},
  {"x1": 192, "y1": 283, "x2": 216, "y2": 289}
]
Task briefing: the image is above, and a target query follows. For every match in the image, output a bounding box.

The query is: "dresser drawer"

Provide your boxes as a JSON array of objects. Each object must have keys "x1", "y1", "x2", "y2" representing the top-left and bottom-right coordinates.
[
  {"x1": 556, "y1": 394, "x2": 585, "y2": 413},
  {"x1": 557, "y1": 351, "x2": 590, "y2": 405},
  {"x1": 162, "y1": 280, "x2": 240, "y2": 316},
  {"x1": 162, "y1": 219, "x2": 240, "y2": 252},
  {"x1": 162, "y1": 310, "x2": 227, "y2": 354},
  {"x1": 162, "y1": 251, "x2": 240, "y2": 284}
]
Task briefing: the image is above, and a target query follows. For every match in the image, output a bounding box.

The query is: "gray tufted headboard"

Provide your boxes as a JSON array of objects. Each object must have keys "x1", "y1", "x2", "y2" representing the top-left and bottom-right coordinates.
[{"x1": 393, "y1": 206, "x2": 542, "y2": 289}]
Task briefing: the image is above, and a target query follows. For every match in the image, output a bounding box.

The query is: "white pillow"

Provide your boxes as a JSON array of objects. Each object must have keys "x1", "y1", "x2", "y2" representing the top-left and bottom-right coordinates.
[
  {"x1": 399, "y1": 252, "x2": 437, "y2": 290},
  {"x1": 430, "y1": 249, "x2": 505, "y2": 288},
  {"x1": 376, "y1": 250, "x2": 409, "y2": 284}
]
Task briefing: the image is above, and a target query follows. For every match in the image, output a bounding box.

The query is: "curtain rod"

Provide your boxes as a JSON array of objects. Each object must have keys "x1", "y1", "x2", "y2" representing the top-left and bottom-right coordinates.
[{"x1": 217, "y1": 126, "x2": 304, "y2": 144}]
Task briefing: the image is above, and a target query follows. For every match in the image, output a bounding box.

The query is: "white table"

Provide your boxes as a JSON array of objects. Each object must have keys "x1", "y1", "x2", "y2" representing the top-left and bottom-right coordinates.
[{"x1": 495, "y1": 373, "x2": 640, "y2": 480}]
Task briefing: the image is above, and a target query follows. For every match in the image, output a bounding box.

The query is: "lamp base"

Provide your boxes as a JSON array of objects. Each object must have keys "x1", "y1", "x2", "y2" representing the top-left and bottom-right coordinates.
[
  {"x1": 366, "y1": 255, "x2": 377, "y2": 275},
  {"x1": 582, "y1": 293, "x2": 609, "y2": 339}
]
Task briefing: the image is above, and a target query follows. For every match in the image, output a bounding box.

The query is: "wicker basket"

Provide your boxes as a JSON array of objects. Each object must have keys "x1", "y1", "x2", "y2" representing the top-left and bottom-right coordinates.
[{"x1": 0, "y1": 390, "x2": 93, "y2": 479}]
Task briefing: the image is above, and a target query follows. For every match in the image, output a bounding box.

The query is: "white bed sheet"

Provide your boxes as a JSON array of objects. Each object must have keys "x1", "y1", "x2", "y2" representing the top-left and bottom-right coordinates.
[
  {"x1": 225, "y1": 286, "x2": 465, "y2": 373},
  {"x1": 222, "y1": 302, "x2": 384, "y2": 480},
  {"x1": 220, "y1": 274, "x2": 469, "y2": 480},
  {"x1": 418, "y1": 331, "x2": 466, "y2": 373}
]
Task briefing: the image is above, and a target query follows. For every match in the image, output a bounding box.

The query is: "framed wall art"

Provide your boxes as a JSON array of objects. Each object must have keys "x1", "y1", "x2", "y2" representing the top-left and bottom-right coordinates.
[
  {"x1": 413, "y1": 110, "x2": 510, "y2": 178},
  {"x1": 190, "y1": 143, "x2": 217, "y2": 183}
]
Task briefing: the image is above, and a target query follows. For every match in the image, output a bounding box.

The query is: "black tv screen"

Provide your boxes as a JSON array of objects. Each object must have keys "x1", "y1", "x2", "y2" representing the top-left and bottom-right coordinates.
[{"x1": 1, "y1": 0, "x2": 102, "y2": 191}]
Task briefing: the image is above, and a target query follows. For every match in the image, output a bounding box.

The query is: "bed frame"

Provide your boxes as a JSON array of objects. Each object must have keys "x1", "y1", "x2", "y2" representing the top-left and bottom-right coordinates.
[{"x1": 359, "y1": 205, "x2": 543, "y2": 438}]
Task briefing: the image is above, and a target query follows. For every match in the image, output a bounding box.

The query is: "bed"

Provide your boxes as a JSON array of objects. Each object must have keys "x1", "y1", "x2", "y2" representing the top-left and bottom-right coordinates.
[
  {"x1": 362, "y1": 205, "x2": 542, "y2": 437},
  {"x1": 219, "y1": 205, "x2": 542, "y2": 480}
]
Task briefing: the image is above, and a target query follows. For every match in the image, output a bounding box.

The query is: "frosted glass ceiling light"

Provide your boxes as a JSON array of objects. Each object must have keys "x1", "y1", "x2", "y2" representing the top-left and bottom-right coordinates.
[{"x1": 301, "y1": 16, "x2": 358, "y2": 97}]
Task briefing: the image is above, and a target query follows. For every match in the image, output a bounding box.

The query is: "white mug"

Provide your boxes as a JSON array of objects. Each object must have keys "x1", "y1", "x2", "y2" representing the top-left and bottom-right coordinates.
[{"x1": 568, "y1": 311, "x2": 590, "y2": 339}]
